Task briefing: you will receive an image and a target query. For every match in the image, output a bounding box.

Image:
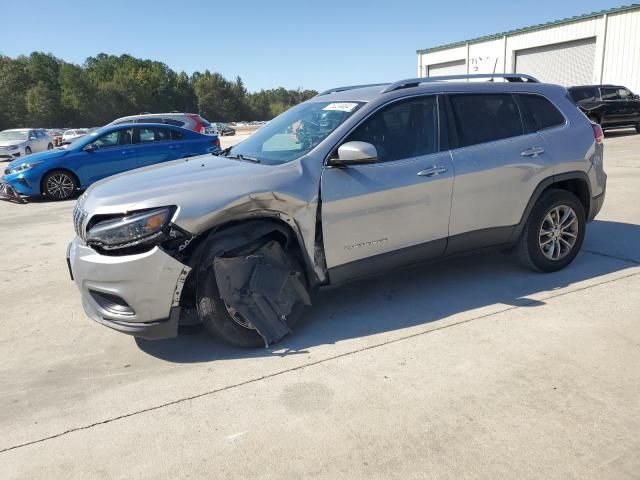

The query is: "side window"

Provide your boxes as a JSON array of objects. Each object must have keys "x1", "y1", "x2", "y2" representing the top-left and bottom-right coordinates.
[
  {"x1": 344, "y1": 96, "x2": 439, "y2": 163},
  {"x1": 600, "y1": 88, "x2": 620, "y2": 101},
  {"x1": 93, "y1": 129, "x2": 131, "y2": 148},
  {"x1": 155, "y1": 128, "x2": 173, "y2": 141},
  {"x1": 171, "y1": 130, "x2": 184, "y2": 141},
  {"x1": 163, "y1": 118, "x2": 185, "y2": 127},
  {"x1": 617, "y1": 88, "x2": 633, "y2": 100},
  {"x1": 449, "y1": 94, "x2": 523, "y2": 148},
  {"x1": 569, "y1": 88, "x2": 596, "y2": 102},
  {"x1": 137, "y1": 128, "x2": 156, "y2": 143},
  {"x1": 517, "y1": 94, "x2": 565, "y2": 131}
]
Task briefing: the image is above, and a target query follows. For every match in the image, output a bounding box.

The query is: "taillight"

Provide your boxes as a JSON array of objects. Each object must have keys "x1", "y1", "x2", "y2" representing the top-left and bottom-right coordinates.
[{"x1": 592, "y1": 122, "x2": 604, "y2": 143}]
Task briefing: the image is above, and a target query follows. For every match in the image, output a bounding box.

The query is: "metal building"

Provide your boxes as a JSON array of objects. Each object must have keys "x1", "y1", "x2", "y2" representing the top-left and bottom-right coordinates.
[{"x1": 416, "y1": 4, "x2": 640, "y2": 93}]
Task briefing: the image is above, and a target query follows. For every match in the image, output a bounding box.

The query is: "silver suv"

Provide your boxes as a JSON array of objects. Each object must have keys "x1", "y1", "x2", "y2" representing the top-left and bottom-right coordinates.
[{"x1": 68, "y1": 74, "x2": 606, "y2": 347}]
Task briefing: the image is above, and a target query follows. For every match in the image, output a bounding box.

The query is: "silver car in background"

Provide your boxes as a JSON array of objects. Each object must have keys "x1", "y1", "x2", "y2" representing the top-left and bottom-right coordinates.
[
  {"x1": 68, "y1": 74, "x2": 606, "y2": 348},
  {"x1": 0, "y1": 128, "x2": 54, "y2": 161}
]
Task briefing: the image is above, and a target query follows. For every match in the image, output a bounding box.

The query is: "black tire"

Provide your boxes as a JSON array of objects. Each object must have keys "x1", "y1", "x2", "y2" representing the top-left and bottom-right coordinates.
[
  {"x1": 25, "y1": 146, "x2": 32, "y2": 155},
  {"x1": 41, "y1": 170, "x2": 78, "y2": 200},
  {"x1": 636, "y1": 123, "x2": 640, "y2": 134},
  {"x1": 47, "y1": 143, "x2": 53, "y2": 150},
  {"x1": 196, "y1": 241, "x2": 307, "y2": 348},
  {"x1": 518, "y1": 189, "x2": 586, "y2": 272}
]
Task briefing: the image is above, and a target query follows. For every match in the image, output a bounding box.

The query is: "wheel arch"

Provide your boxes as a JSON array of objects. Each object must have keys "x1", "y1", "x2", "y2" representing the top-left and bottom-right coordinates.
[
  {"x1": 40, "y1": 168, "x2": 81, "y2": 197},
  {"x1": 512, "y1": 171, "x2": 592, "y2": 241}
]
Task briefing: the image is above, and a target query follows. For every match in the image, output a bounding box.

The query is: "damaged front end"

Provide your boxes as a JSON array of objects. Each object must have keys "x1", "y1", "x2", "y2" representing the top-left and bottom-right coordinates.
[{"x1": 192, "y1": 220, "x2": 313, "y2": 347}]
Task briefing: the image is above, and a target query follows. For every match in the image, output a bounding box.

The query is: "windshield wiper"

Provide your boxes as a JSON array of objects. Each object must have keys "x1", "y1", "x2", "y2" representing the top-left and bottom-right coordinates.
[{"x1": 215, "y1": 147, "x2": 260, "y2": 163}]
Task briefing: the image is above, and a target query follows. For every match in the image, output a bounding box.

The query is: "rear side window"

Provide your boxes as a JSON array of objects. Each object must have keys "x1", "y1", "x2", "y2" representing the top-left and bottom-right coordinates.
[
  {"x1": 135, "y1": 127, "x2": 174, "y2": 143},
  {"x1": 171, "y1": 130, "x2": 184, "y2": 140},
  {"x1": 449, "y1": 94, "x2": 523, "y2": 148},
  {"x1": 569, "y1": 88, "x2": 596, "y2": 102},
  {"x1": 517, "y1": 94, "x2": 565, "y2": 131},
  {"x1": 345, "y1": 95, "x2": 439, "y2": 162},
  {"x1": 163, "y1": 118, "x2": 186, "y2": 127}
]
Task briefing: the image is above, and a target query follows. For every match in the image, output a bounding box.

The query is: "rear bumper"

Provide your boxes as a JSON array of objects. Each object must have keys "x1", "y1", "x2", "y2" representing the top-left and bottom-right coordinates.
[{"x1": 588, "y1": 187, "x2": 606, "y2": 222}]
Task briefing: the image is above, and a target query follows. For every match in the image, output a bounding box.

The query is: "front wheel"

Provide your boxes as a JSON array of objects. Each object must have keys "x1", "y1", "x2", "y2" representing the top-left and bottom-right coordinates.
[
  {"x1": 47, "y1": 143, "x2": 53, "y2": 150},
  {"x1": 24, "y1": 146, "x2": 32, "y2": 155},
  {"x1": 196, "y1": 240, "x2": 307, "y2": 348},
  {"x1": 518, "y1": 189, "x2": 586, "y2": 272},
  {"x1": 42, "y1": 170, "x2": 78, "y2": 200}
]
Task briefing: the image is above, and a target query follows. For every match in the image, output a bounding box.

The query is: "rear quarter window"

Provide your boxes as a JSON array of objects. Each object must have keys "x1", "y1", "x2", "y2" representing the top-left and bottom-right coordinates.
[
  {"x1": 449, "y1": 94, "x2": 523, "y2": 148},
  {"x1": 517, "y1": 94, "x2": 565, "y2": 131}
]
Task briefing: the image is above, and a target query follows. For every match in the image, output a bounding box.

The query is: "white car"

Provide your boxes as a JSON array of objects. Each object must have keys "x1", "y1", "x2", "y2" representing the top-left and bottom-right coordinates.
[
  {"x1": 0, "y1": 129, "x2": 54, "y2": 162},
  {"x1": 62, "y1": 129, "x2": 88, "y2": 144}
]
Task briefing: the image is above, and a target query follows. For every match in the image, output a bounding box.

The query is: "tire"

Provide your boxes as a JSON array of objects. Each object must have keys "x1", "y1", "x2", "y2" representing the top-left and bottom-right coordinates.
[
  {"x1": 42, "y1": 170, "x2": 78, "y2": 200},
  {"x1": 196, "y1": 241, "x2": 307, "y2": 348},
  {"x1": 47, "y1": 143, "x2": 53, "y2": 150},
  {"x1": 636, "y1": 123, "x2": 640, "y2": 134},
  {"x1": 518, "y1": 189, "x2": 586, "y2": 272},
  {"x1": 25, "y1": 146, "x2": 32, "y2": 155}
]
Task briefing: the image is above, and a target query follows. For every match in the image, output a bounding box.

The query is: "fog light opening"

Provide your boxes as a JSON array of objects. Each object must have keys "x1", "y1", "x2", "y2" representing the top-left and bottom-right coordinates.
[{"x1": 89, "y1": 290, "x2": 135, "y2": 316}]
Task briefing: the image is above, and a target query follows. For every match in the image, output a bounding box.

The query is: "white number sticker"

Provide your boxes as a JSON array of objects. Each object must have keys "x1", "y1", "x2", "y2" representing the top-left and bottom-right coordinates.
[{"x1": 322, "y1": 102, "x2": 359, "y2": 112}]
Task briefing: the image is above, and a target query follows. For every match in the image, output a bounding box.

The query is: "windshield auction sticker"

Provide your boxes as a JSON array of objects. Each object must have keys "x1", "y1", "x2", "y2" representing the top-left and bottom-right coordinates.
[{"x1": 323, "y1": 102, "x2": 359, "y2": 112}]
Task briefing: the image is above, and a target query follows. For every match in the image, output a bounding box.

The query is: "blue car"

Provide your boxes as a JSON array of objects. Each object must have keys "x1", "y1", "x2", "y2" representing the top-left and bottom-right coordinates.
[{"x1": 0, "y1": 123, "x2": 221, "y2": 201}]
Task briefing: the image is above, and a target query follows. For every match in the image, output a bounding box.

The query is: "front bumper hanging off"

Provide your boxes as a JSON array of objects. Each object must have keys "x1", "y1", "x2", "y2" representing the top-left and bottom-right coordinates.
[{"x1": 67, "y1": 237, "x2": 190, "y2": 340}]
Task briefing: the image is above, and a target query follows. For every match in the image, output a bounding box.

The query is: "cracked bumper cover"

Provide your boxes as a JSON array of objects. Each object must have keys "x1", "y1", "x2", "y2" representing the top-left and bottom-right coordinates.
[{"x1": 68, "y1": 237, "x2": 189, "y2": 340}]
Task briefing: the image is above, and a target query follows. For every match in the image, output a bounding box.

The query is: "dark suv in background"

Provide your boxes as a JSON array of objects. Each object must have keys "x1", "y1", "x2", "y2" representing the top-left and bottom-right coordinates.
[{"x1": 568, "y1": 85, "x2": 640, "y2": 133}]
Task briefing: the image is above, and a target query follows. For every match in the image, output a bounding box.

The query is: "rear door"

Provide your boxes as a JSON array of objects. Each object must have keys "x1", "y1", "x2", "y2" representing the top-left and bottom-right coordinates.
[
  {"x1": 133, "y1": 127, "x2": 184, "y2": 167},
  {"x1": 599, "y1": 87, "x2": 627, "y2": 125},
  {"x1": 321, "y1": 95, "x2": 454, "y2": 282},
  {"x1": 446, "y1": 93, "x2": 554, "y2": 254}
]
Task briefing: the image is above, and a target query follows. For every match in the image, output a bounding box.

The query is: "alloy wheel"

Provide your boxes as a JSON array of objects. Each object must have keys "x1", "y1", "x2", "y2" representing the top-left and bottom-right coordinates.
[
  {"x1": 46, "y1": 173, "x2": 74, "y2": 199},
  {"x1": 538, "y1": 205, "x2": 578, "y2": 261}
]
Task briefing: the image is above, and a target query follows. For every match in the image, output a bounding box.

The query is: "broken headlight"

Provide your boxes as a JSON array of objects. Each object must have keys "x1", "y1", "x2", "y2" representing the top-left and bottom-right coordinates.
[{"x1": 86, "y1": 207, "x2": 173, "y2": 250}]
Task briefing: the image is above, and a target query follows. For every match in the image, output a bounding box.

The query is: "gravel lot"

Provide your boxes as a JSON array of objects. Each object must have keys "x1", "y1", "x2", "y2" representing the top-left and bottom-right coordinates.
[{"x1": 1, "y1": 131, "x2": 639, "y2": 479}]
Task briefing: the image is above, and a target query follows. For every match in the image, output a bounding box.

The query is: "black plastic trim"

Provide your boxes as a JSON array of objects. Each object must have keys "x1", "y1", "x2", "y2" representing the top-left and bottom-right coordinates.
[{"x1": 329, "y1": 238, "x2": 447, "y2": 285}]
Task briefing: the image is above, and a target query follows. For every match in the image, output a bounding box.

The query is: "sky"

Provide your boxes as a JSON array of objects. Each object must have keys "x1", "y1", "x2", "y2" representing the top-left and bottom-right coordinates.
[{"x1": 0, "y1": 0, "x2": 629, "y2": 92}]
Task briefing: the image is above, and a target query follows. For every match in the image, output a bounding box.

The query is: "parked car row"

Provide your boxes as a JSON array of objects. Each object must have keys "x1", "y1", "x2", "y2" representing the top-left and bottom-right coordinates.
[
  {"x1": 0, "y1": 129, "x2": 54, "y2": 162},
  {"x1": 61, "y1": 73, "x2": 607, "y2": 350}
]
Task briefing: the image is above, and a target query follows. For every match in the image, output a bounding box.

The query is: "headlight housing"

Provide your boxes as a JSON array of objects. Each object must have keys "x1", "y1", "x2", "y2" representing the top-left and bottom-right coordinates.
[
  {"x1": 7, "y1": 161, "x2": 42, "y2": 174},
  {"x1": 86, "y1": 207, "x2": 173, "y2": 250}
]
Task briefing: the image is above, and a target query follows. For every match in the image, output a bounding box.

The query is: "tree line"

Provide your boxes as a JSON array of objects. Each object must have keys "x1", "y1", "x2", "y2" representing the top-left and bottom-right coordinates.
[{"x1": 0, "y1": 52, "x2": 318, "y2": 130}]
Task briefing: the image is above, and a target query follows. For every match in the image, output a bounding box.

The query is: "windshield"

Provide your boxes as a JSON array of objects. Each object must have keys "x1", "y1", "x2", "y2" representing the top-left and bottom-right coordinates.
[
  {"x1": 227, "y1": 101, "x2": 364, "y2": 164},
  {"x1": 0, "y1": 130, "x2": 28, "y2": 141}
]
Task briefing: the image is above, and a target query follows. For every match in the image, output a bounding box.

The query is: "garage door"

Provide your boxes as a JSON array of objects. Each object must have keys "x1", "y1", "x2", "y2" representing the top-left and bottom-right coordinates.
[
  {"x1": 515, "y1": 37, "x2": 596, "y2": 86},
  {"x1": 427, "y1": 59, "x2": 466, "y2": 77}
]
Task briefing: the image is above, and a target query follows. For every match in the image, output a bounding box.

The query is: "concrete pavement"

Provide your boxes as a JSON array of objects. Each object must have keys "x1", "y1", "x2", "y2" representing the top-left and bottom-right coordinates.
[{"x1": 1, "y1": 131, "x2": 639, "y2": 479}]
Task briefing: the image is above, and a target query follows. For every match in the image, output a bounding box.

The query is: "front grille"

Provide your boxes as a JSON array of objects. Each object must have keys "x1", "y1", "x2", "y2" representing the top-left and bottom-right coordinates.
[{"x1": 72, "y1": 203, "x2": 88, "y2": 239}]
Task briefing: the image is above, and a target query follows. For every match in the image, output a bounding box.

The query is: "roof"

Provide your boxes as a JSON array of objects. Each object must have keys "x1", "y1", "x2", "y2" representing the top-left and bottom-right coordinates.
[{"x1": 417, "y1": 4, "x2": 640, "y2": 54}]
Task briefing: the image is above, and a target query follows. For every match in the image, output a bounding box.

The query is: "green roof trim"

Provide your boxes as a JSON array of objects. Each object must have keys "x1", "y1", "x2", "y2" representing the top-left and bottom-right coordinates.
[{"x1": 417, "y1": 4, "x2": 640, "y2": 54}]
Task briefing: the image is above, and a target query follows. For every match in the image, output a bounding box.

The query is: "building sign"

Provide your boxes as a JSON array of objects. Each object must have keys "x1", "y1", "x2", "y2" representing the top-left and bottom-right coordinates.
[{"x1": 469, "y1": 56, "x2": 499, "y2": 73}]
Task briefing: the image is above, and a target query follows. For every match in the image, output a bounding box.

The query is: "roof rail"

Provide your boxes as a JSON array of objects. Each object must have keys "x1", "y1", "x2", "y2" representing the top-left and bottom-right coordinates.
[
  {"x1": 317, "y1": 83, "x2": 390, "y2": 97},
  {"x1": 381, "y1": 74, "x2": 539, "y2": 93}
]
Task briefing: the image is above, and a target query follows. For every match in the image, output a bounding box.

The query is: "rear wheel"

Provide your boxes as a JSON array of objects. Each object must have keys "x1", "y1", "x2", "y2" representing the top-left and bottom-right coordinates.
[
  {"x1": 518, "y1": 189, "x2": 585, "y2": 272},
  {"x1": 42, "y1": 170, "x2": 78, "y2": 200}
]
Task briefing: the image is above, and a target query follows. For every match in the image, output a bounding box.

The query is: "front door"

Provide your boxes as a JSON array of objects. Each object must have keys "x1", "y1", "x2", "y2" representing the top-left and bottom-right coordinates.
[
  {"x1": 75, "y1": 128, "x2": 136, "y2": 185},
  {"x1": 321, "y1": 95, "x2": 454, "y2": 283}
]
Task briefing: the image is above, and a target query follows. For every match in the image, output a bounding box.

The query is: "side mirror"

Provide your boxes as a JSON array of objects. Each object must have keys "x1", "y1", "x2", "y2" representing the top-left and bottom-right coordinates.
[
  {"x1": 329, "y1": 141, "x2": 378, "y2": 166},
  {"x1": 83, "y1": 143, "x2": 98, "y2": 152}
]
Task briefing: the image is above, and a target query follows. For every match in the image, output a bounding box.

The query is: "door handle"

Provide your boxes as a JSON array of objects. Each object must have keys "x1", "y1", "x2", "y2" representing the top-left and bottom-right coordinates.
[
  {"x1": 168, "y1": 145, "x2": 181, "y2": 149},
  {"x1": 121, "y1": 150, "x2": 135, "y2": 155},
  {"x1": 417, "y1": 166, "x2": 448, "y2": 177},
  {"x1": 521, "y1": 147, "x2": 545, "y2": 157}
]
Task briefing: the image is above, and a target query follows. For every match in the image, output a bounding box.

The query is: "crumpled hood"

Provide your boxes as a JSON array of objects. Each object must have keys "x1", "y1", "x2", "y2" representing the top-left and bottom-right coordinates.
[
  {"x1": 6, "y1": 149, "x2": 68, "y2": 169},
  {"x1": 80, "y1": 154, "x2": 317, "y2": 234}
]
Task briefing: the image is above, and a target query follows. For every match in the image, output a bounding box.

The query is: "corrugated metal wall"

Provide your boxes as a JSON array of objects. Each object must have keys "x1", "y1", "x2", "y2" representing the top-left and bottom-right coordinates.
[
  {"x1": 602, "y1": 9, "x2": 640, "y2": 94},
  {"x1": 418, "y1": 7, "x2": 640, "y2": 94}
]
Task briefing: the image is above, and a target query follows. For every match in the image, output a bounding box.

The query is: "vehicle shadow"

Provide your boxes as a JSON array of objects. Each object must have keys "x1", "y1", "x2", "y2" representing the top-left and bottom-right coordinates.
[{"x1": 136, "y1": 219, "x2": 639, "y2": 363}]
